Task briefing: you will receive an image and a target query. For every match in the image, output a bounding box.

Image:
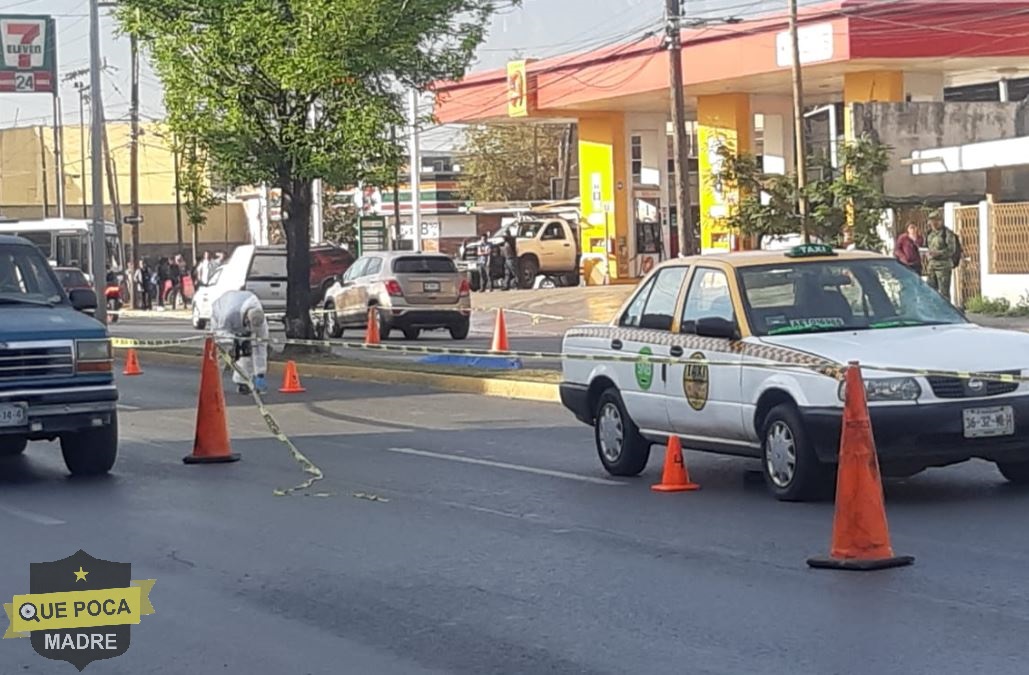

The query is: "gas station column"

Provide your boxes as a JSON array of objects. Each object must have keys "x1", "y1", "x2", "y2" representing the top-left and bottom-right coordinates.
[
  {"x1": 697, "y1": 93, "x2": 752, "y2": 253},
  {"x1": 578, "y1": 113, "x2": 630, "y2": 283}
]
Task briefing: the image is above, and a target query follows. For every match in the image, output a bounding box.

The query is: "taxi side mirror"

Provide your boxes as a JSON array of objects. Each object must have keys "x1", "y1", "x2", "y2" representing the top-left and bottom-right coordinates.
[{"x1": 695, "y1": 316, "x2": 739, "y2": 340}]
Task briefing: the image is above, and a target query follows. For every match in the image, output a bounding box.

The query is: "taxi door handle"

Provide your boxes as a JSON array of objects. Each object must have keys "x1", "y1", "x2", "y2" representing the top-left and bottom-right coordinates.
[
  {"x1": 669, "y1": 345, "x2": 684, "y2": 357},
  {"x1": 611, "y1": 339, "x2": 623, "y2": 350}
]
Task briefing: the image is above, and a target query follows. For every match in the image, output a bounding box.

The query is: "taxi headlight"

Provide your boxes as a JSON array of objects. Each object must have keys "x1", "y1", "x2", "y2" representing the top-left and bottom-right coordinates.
[
  {"x1": 838, "y1": 377, "x2": 921, "y2": 402},
  {"x1": 76, "y1": 339, "x2": 112, "y2": 362}
]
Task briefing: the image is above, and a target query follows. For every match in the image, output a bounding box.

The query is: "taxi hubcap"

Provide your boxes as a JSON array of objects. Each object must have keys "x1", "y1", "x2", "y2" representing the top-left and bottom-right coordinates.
[
  {"x1": 598, "y1": 403, "x2": 624, "y2": 463},
  {"x1": 766, "y1": 421, "x2": 797, "y2": 488}
]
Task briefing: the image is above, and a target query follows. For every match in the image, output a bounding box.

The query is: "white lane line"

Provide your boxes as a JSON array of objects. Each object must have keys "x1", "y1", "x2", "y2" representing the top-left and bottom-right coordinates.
[
  {"x1": 385, "y1": 447, "x2": 624, "y2": 486},
  {"x1": 0, "y1": 503, "x2": 65, "y2": 526},
  {"x1": 117, "y1": 404, "x2": 141, "y2": 411}
]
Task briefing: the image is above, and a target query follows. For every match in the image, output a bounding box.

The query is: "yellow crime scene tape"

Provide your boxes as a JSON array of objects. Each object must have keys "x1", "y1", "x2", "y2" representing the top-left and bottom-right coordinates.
[{"x1": 112, "y1": 333, "x2": 1029, "y2": 384}]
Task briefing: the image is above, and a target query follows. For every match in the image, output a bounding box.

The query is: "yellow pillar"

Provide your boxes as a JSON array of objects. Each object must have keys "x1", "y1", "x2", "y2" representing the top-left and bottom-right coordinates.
[
  {"x1": 697, "y1": 94, "x2": 751, "y2": 252},
  {"x1": 843, "y1": 71, "x2": 904, "y2": 140},
  {"x1": 578, "y1": 113, "x2": 629, "y2": 282}
]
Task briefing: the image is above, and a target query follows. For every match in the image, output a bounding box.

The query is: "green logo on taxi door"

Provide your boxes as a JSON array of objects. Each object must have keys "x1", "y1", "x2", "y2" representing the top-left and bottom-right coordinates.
[{"x1": 635, "y1": 347, "x2": 654, "y2": 390}]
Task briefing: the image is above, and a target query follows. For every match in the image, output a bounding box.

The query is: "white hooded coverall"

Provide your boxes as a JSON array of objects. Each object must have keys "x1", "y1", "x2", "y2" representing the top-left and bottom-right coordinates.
[{"x1": 210, "y1": 290, "x2": 269, "y2": 386}]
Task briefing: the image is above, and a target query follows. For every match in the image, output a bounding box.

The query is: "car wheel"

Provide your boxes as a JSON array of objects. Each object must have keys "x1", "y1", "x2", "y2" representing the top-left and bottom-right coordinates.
[
  {"x1": 375, "y1": 309, "x2": 391, "y2": 340},
  {"x1": 594, "y1": 388, "x2": 651, "y2": 476},
  {"x1": 328, "y1": 303, "x2": 344, "y2": 339},
  {"x1": 61, "y1": 414, "x2": 118, "y2": 476},
  {"x1": 996, "y1": 460, "x2": 1029, "y2": 484},
  {"x1": 449, "y1": 317, "x2": 470, "y2": 340},
  {"x1": 0, "y1": 436, "x2": 28, "y2": 456},
  {"x1": 192, "y1": 304, "x2": 207, "y2": 330},
  {"x1": 761, "y1": 403, "x2": 832, "y2": 502},
  {"x1": 403, "y1": 327, "x2": 420, "y2": 340},
  {"x1": 519, "y1": 256, "x2": 540, "y2": 289}
]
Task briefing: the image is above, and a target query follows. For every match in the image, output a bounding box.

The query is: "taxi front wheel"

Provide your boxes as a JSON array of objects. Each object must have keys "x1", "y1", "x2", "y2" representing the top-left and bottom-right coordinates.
[
  {"x1": 594, "y1": 388, "x2": 651, "y2": 476},
  {"x1": 761, "y1": 403, "x2": 832, "y2": 502}
]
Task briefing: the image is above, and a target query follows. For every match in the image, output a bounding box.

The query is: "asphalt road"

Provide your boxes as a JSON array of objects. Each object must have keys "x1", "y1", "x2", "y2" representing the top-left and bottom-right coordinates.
[
  {"x1": 1, "y1": 364, "x2": 1028, "y2": 673},
  {"x1": 110, "y1": 314, "x2": 566, "y2": 367}
]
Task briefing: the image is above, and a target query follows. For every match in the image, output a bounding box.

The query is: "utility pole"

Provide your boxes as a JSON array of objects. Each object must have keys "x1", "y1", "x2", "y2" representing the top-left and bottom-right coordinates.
[
  {"x1": 665, "y1": 0, "x2": 697, "y2": 256},
  {"x1": 75, "y1": 83, "x2": 89, "y2": 218},
  {"x1": 391, "y1": 124, "x2": 402, "y2": 247},
  {"x1": 39, "y1": 126, "x2": 50, "y2": 218},
  {"x1": 408, "y1": 89, "x2": 422, "y2": 251},
  {"x1": 560, "y1": 123, "x2": 574, "y2": 200},
  {"x1": 101, "y1": 126, "x2": 123, "y2": 228},
  {"x1": 127, "y1": 21, "x2": 141, "y2": 308},
  {"x1": 52, "y1": 94, "x2": 65, "y2": 218},
  {"x1": 172, "y1": 137, "x2": 184, "y2": 252},
  {"x1": 789, "y1": 0, "x2": 810, "y2": 243},
  {"x1": 89, "y1": 0, "x2": 107, "y2": 322}
]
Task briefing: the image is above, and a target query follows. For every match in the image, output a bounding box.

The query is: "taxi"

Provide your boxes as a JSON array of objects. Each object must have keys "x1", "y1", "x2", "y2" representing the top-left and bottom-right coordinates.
[{"x1": 560, "y1": 244, "x2": 1029, "y2": 501}]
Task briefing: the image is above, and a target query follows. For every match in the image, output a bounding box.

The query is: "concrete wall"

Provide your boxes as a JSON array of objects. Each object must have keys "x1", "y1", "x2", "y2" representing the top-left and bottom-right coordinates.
[{"x1": 850, "y1": 101, "x2": 1029, "y2": 202}]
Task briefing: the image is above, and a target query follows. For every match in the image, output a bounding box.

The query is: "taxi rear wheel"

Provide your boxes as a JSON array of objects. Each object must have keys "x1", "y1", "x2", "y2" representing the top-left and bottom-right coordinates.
[
  {"x1": 761, "y1": 403, "x2": 831, "y2": 502},
  {"x1": 594, "y1": 388, "x2": 651, "y2": 476}
]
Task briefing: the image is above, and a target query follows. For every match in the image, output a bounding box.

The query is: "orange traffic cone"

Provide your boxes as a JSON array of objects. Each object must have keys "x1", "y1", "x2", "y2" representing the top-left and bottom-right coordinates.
[
  {"x1": 279, "y1": 360, "x2": 306, "y2": 393},
  {"x1": 364, "y1": 307, "x2": 381, "y2": 345},
  {"x1": 807, "y1": 361, "x2": 913, "y2": 570},
  {"x1": 651, "y1": 435, "x2": 700, "y2": 492},
  {"x1": 490, "y1": 308, "x2": 509, "y2": 352},
  {"x1": 123, "y1": 348, "x2": 143, "y2": 376},
  {"x1": 183, "y1": 337, "x2": 240, "y2": 464}
]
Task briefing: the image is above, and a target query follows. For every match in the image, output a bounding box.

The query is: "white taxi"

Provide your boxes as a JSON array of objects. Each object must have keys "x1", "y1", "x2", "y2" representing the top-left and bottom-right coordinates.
[{"x1": 560, "y1": 244, "x2": 1029, "y2": 501}]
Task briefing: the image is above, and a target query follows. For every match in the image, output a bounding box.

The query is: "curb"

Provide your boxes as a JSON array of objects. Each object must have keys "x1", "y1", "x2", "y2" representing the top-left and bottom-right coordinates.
[{"x1": 116, "y1": 348, "x2": 561, "y2": 404}]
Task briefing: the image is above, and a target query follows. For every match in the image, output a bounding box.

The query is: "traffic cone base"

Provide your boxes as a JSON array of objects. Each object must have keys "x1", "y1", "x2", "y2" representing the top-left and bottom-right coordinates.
[
  {"x1": 279, "y1": 360, "x2": 306, "y2": 393},
  {"x1": 807, "y1": 361, "x2": 912, "y2": 571},
  {"x1": 491, "y1": 308, "x2": 509, "y2": 352},
  {"x1": 183, "y1": 337, "x2": 241, "y2": 465},
  {"x1": 651, "y1": 435, "x2": 700, "y2": 492},
  {"x1": 123, "y1": 348, "x2": 143, "y2": 376}
]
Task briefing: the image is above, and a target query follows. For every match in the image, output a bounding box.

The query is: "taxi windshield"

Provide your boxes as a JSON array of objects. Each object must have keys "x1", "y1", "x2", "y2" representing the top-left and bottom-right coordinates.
[{"x1": 737, "y1": 258, "x2": 966, "y2": 336}]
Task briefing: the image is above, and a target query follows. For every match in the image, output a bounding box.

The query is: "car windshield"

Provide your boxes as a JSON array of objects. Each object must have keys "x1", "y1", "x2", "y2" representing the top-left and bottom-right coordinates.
[
  {"x1": 56, "y1": 269, "x2": 88, "y2": 287},
  {"x1": 0, "y1": 245, "x2": 65, "y2": 305},
  {"x1": 392, "y1": 256, "x2": 457, "y2": 274},
  {"x1": 737, "y1": 258, "x2": 966, "y2": 336}
]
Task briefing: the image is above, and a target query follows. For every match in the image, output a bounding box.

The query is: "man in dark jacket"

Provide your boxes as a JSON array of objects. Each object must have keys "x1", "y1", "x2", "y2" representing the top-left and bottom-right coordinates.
[{"x1": 502, "y1": 229, "x2": 519, "y2": 290}]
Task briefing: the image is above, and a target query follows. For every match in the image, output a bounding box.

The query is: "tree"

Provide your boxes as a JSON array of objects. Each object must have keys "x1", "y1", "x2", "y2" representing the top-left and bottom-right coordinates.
[
  {"x1": 711, "y1": 135, "x2": 891, "y2": 250},
  {"x1": 117, "y1": 0, "x2": 515, "y2": 339},
  {"x1": 459, "y1": 124, "x2": 566, "y2": 203},
  {"x1": 173, "y1": 134, "x2": 220, "y2": 260}
]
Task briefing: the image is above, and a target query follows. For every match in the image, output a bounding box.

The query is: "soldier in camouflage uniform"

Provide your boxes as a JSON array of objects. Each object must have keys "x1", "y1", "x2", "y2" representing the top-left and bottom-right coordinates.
[{"x1": 925, "y1": 213, "x2": 956, "y2": 303}]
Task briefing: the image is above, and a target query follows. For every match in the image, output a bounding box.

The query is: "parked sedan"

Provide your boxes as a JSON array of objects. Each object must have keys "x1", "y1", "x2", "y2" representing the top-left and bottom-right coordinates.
[{"x1": 320, "y1": 252, "x2": 472, "y2": 340}]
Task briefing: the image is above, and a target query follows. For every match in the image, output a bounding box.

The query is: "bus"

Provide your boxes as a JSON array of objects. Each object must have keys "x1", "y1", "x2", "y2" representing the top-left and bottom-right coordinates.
[{"x1": 0, "y1": 218, "x2": 124, "y2": 280}]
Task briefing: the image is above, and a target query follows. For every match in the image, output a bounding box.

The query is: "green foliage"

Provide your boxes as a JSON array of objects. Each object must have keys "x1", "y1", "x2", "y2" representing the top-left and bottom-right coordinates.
[
  {"x1": 117, "y1": 0, "x2": 514, "y2": 337},
  {"x1": 711, "y1": 135, "x2": 891, "y2": 250},
  {"x1": 964, "y1": 294, "x2": 1029, "y2": 316},
  {"x1": 459, "y1": 124, "x2": 566, "y2": 203},
  {"x1": 323, "y1": 189, "x2": 359, "y2": 248},
  {"x1": 174, "y1": 135, "x2": 221, "y2": 235}
]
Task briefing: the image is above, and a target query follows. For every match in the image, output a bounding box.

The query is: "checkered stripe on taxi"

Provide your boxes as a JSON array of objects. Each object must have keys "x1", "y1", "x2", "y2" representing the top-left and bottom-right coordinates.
[{"x1": 565, "y1": 326, "x2": 843, "y2": 379}]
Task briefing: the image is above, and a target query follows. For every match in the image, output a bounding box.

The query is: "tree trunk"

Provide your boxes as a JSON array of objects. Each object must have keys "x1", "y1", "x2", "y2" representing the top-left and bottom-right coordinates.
[{"x1": 280, "y1": 177, "x2": 314, "y2": 340}]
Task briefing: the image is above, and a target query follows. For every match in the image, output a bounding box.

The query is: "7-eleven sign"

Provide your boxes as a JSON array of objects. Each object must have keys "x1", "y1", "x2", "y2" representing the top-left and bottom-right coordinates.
[{"x1": 0, "y1": 15, "x2": 56, "y2": 93}]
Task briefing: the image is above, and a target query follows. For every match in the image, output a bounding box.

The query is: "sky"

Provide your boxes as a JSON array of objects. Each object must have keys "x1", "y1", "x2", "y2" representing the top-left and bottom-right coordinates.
[{"x1": 0, "y1": 0, "x2": 798, "y2": 149}]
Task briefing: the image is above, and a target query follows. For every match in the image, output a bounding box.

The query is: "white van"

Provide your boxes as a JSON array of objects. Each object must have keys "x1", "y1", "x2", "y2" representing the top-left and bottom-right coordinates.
[{"x1": 191, "y1": 245, "x2": 287, "y2": 329}]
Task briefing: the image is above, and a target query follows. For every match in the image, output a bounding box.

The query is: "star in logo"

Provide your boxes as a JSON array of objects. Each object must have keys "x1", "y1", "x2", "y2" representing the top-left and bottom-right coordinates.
[{"x1": 73, "y1": 566, "x2": 88, "y2": 582}]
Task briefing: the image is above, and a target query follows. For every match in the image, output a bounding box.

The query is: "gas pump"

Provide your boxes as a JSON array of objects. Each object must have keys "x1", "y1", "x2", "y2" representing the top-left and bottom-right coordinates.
[{"x1": 634, "y1": 190, "x2": 663, "y2": 277}]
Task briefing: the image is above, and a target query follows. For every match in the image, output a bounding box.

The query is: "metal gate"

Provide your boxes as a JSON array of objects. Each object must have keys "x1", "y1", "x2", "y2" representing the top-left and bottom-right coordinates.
[{"x1": 954, "y1": 206, "x2": 980, "y2": 308}]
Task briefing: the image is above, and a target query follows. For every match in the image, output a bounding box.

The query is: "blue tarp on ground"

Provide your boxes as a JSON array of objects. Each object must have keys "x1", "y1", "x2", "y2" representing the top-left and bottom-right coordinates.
[{"x1": 417, "y1": 354, "x2": 523, "y2": 370}]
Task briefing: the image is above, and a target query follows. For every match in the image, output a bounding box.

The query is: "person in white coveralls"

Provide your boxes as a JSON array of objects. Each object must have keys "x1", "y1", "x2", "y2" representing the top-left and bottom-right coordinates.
[{"x1": 210, "y1": 290, "x2": 269, "y2": 395}]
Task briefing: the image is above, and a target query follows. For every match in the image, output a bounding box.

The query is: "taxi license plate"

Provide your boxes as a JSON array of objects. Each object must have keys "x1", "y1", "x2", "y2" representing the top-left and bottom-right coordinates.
[
  {"x1": 0, "y1": 404, "x2": 27, "y2": 428},
  {"x1": 423, "y1": 281, "x2": 440, "y2": 292},
  {"x1": 962, "y1": 406, "x2": 1015, "y2": 438}
]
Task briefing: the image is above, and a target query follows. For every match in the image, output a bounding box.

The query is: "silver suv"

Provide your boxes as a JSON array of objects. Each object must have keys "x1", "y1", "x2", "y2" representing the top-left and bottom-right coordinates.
[{"x1": 320, "y1": 252, "x2": 472, "y2": 340}]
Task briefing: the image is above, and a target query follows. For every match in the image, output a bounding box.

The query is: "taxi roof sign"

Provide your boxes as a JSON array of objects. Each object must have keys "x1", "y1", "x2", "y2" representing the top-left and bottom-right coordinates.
[{"x1": 784, "y1": 243, "x2": 836, "y2": 258}]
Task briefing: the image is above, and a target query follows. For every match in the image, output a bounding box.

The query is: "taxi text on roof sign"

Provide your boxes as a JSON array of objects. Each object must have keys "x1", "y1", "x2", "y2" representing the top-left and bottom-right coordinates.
[{"x1": 784, "y1": 243, "x2": 837, "y2": 258}]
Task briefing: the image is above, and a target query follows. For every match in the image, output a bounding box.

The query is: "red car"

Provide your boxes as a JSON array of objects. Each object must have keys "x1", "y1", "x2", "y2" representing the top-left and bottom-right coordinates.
[{"x1": 310, "y1": 243, "x2": 356, "y2": 303}]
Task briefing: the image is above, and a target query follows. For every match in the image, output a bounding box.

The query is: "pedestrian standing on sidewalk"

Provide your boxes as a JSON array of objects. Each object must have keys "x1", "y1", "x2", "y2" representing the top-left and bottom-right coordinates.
[
  {"x1": 894, "y1": 222, "x2": 923, "y2": 276},
  {"x1": 925, "y1": 213, "x2": 957, "y2": 303},
  {"x1": 475, "y1": 234, "x2": 493, "y2": 292},
  {"x1": 156, "y1": 257, "x2": 171, "y2": 308},
  {"x1": 134, "y1": 259, "x2": 152, "y2": 310},
  {"x1": 502, "y1": 228, "x2": 519, "y2": 291},
  {"x1": 195, "y1": 251, "x2": 215, "y2": 287}
]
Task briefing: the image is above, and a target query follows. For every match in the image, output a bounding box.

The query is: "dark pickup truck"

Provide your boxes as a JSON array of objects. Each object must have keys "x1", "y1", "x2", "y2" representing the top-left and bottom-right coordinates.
[{"x1": 0, "y1": 235, "x2": 118, "y2": 475}]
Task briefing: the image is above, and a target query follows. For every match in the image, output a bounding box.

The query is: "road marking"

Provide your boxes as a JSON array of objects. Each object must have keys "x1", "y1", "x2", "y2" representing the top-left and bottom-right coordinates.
[
  {"x1": 0, "y1": 503, "x2": 65, "y2": 526},
  {"x1": 117, "y1": 403, "x2": 141, "y2": 411},
  {"x1": 385, "y1": 447, "x2": 624, "y2": 486}
]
